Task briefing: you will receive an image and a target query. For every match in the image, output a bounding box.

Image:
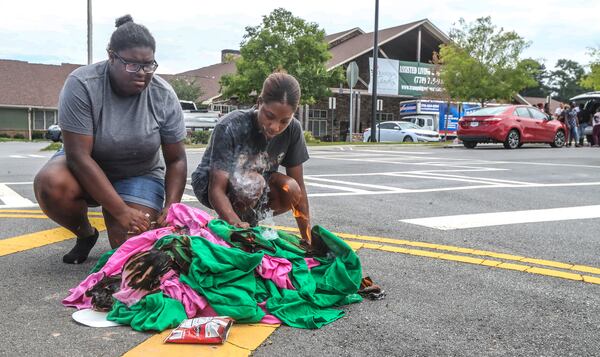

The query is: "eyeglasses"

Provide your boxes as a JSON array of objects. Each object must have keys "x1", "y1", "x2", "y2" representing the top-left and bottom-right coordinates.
[{"x1": 110, "y1": 51, "x2": 159, "y2": 73}]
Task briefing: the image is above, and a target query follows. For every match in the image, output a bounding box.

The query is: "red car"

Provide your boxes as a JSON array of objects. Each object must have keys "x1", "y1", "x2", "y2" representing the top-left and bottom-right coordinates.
[{"x1": 457, "y1": 105, "x2": 567, "y2": 149}]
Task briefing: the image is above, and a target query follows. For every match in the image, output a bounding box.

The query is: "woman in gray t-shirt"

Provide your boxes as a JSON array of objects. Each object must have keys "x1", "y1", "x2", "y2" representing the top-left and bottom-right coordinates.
[{"x1": 33, "y1": 15, "x2": 187, "y2": 264}]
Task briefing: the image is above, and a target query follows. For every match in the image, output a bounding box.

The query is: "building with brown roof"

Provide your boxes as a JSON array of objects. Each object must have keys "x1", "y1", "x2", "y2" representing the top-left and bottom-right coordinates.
[
  {"x1": 180, "y1": 19, "x2": 451, "y2": 140},
  {"x1": 0, "y1": 60, "x2": 82, "y2": 137}
]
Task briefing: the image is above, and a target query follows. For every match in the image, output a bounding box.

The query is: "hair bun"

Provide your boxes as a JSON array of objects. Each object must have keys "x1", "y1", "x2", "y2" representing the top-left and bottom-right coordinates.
[{"x1": 115, "y1": 14, "x2": 134, "y2": 28}]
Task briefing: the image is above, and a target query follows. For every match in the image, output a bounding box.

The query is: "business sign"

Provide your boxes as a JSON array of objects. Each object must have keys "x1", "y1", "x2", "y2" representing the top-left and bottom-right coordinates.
[
  {"x1": 369, "y1": 59, "x2": 443, "y2": 97},
  {"x1": 397, "y1": 61, "x2": 442, "y2": 97},
  {"x1": 368, "y1": 58, "x2": 399, "y2": 96}
]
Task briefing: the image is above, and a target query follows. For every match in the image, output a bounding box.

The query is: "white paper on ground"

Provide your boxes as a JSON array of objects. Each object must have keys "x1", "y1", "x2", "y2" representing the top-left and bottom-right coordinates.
[{"x1": 72, "y1": 309, "x2": 121, "y2": 328}]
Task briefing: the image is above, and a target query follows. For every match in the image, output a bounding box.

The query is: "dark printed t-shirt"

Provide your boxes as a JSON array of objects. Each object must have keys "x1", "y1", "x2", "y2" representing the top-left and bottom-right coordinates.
[
  {"x1": 58, "y1": 61, "x2": 186, "y2": 181},
  {"x1": 191, "y1": 109, "x2": 309, "y2": 205}
]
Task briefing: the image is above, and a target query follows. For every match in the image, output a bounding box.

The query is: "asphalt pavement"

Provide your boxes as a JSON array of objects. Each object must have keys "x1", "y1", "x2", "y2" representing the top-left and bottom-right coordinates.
[{"x1": 1, "y1": 141, "x2": 600, "y2": 356}]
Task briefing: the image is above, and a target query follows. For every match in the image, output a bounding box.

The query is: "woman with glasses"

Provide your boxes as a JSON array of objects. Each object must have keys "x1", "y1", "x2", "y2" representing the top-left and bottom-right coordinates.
[{"x1": 34, "y1": 15, "x2": 187, "y2": 264}]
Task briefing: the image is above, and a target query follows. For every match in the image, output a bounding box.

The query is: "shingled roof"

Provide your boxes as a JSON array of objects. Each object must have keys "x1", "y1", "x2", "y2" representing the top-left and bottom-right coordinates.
[
  {"x1": 0, "y1": 60, "x2": 81, "y2": 108},
  {"x1": 176, "y1": 62, "x2": 236, "y2": 102},
  {"x1": 327, "y1": 19, "x2": 449, "y2": 70}
]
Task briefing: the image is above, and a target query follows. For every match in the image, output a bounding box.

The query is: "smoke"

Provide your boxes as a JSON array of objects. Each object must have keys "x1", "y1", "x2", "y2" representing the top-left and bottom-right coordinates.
[{"x1": 229, "y1": 151, "x2": 275, "y2": 226}]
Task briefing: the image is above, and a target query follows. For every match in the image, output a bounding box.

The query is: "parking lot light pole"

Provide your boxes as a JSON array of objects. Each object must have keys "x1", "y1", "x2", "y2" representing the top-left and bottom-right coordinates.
[{"x1": 370, "y1": 0, "x2": 379, "y2": 142}]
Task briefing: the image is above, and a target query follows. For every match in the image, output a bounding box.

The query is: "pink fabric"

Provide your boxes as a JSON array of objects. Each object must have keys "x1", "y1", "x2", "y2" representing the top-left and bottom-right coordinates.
[
  {"x1": 305, "y1": 257, "x2": 321, "y2": 269},
  {"x1": 166, "y1": 204, "x2": 229, "y2": 247},
  {"x1": 160, "y1": 270, "x2": 212, "y2": 318},
  {"x1": 166, "y1": 203, "x2": 211, "y2": 232},
  {"x1": 257, "y1": 256, "x2": 295, "y2": 290},
  {"x1": 62, "y1": 227, "x2": 174, "y2": 309}
]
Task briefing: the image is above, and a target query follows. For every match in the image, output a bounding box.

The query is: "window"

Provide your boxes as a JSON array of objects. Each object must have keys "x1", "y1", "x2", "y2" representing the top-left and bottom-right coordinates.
[
  {"x1": 308, "y1": 119, "x2": 327, "y2": 137},
  {"x1": 34, "y1": 110, "x2": 44, "y2": 130},
  {"x1": 376, "y1": 113, "x2": 394, "y2": 122},
  {"x1": 211, "y1": 104, "x2": 237, "y2": 114},
  {"x1": 515, "y1": 107, "x2": 532, "y2": 118},
  {"x1": 308, "y1": 109, "x2": 327, "y2": 119},
  {"x1": 379, "y1": 122, "x2": 398, "y2": 130},
  {"x1": 45, "y1": 111, "x2": 57, "y2": 128},
  {"x1": 528, "y1": 108, "x2": 548, "y2": 120},
  {"x1": 469, "y1": 106, "x2": 510, "y2": 116}
]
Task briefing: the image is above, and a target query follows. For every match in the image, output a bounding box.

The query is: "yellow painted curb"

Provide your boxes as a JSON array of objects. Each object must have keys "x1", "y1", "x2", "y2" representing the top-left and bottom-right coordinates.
[{"x1": 123, "y1": 323, "x2": 279, "y2": 357}]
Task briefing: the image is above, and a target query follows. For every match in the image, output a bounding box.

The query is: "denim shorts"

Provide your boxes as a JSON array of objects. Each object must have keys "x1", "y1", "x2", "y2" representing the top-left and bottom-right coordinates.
[{"x1": 53, "y1": 148, "x2": 165, "y2": 212}]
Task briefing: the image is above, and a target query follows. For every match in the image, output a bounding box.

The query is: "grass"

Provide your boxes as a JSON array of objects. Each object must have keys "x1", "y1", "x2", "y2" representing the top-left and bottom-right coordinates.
[{"x1": 41, "y1": 142, "x2": 63, "y2": 151}]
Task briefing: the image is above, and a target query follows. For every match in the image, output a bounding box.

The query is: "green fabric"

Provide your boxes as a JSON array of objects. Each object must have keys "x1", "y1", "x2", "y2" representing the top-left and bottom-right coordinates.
[
  {"x1": 106, "y1": 292, "x2": 187, "y2": 331},
  {"x1": 207, "y1": 220, "x2": 363, "y2": 329},
  {"x1": 173, "y1": 233, "x2": 266, "y2": 323},
  {"x1": 89, "y1": 248, "x2": 116, "y2": 274},
  {"x1": 100, "y1": 221, "x2": 363, "y2": 330}
]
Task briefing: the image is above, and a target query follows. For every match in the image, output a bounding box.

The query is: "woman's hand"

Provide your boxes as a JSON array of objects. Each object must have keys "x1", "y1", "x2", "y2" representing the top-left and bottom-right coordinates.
[
  {"x1": 117, "y1": 207, "x2": 151, "y2": 235},
  {"x1": 156, "y1": 206, "x2": 170, "y2": 227},
  {"x1": 233, "y1": 221, "x2": 250, "y2": 229}
]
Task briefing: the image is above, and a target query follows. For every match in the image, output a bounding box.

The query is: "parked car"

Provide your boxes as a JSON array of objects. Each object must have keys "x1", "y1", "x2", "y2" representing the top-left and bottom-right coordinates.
[
  {"x1": 184, "y1": 110, "x2": 220, "y2": 131},
  {"x1": 45, "y1": 124, "x2": 62, "y2": 142},
  {"x1": 457, "y1": 105, "x2": 566, "y2": 149},
  {"x1": 363, "y1": 121, "x2": 440, "y2": 142}
]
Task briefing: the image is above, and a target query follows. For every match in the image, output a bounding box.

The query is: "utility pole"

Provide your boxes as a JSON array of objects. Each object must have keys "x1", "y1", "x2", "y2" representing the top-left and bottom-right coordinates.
[
  {"x1": 87, "y1": 0, "x2": 93, "y2": 65},
  {"x1": 370, "y1": 0, "x2": 379, "y2": 142}
]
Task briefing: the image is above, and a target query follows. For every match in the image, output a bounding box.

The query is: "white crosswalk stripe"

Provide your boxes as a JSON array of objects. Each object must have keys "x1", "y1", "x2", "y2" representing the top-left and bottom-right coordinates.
[{"x1": 401, "y1": 205, "x2": 600, "y2": 230}]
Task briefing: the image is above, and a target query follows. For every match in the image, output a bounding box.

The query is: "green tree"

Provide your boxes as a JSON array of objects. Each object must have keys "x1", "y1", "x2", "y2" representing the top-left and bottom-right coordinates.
[
  {"x1": 581, "y1": 47, "x2": 600, "y2": 91},
  {"x1": 549, "y1": 59, "x2": 584, "y2": 102},
  {"x1": 438, "y1": 17, "x2": 536, "y2": 105},
  {"x1": 170, "y1": 78, "x2": 203, "y2": 102},
  {"x1": 221, "y1": 8, "x2": 343, "y2": 105},
  {"x1": 519, "y1": 59, "x2": 551, "y2": 97}
]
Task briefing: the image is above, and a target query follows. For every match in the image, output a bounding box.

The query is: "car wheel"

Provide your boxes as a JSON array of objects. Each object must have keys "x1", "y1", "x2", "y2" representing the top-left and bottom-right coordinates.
[
  {"x1": 503, "y1": 129, "x2": 520, "y2": 149},
  {"x1": 463, "y1": 141, "x2": 477, "y2": 149},
  {"x1": 403, "y1": 136, "x2": 414, "y2": 143},
  {"x1": 550, "y1": 130, "x2": 565, "y2": 148}
]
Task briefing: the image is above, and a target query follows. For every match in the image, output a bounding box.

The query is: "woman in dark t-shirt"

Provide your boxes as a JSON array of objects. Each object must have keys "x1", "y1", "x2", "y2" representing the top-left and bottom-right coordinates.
[{"x1": 191, "y1": 72, "x2": 313, "y2": 244}]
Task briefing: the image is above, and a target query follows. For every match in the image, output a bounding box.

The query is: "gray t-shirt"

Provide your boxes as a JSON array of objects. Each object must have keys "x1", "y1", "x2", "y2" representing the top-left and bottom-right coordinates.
[
  {"x1": 191, "y1": 109, "x2": 309, "y2": 205},
  {"x1": 58, "y1": 60, "x2": 186, "y2": 181}
]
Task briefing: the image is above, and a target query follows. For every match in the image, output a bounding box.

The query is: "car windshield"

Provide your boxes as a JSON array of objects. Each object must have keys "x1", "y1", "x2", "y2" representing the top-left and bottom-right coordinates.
[
  {"x1": 467, "y1": 106, "x2": 509, "y2": 116},
  {"x1": 398, "y1": 122, "x2": 421, "y2": 130}
]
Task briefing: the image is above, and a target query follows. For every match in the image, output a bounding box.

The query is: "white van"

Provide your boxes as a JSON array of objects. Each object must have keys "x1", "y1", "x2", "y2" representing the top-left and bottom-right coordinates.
[{"x1": 398, "y1": 115, "x2": 436, "y2": 131}]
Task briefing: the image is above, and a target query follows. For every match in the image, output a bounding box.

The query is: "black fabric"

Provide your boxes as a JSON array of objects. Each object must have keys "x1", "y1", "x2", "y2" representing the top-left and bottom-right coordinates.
[{"x1": 191, "y1": 109, "x2": 309, "y2": 209}]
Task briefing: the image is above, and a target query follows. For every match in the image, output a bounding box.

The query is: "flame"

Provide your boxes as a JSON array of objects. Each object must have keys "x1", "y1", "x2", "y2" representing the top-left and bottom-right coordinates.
[{"x1": 283, "y1": 183, "x2": 311, "y2": 241}]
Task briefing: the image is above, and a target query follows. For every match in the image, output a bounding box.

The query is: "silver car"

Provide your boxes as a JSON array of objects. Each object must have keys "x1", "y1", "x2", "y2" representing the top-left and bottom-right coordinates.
[
  {"x1": 184, "y1": 111, "x2": 220, "y2": 131},
  {"x1": 363, "y1": 121, "x2": 440, "y2": 142}
]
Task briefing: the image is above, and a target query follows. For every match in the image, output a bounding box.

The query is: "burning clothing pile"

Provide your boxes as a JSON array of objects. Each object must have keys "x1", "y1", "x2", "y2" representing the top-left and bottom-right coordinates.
[{"x1": 63, "y1": 204, "x2": 363, "y2": 330}]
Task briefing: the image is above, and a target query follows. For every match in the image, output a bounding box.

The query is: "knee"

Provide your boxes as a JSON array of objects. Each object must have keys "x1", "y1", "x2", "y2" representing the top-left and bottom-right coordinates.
[
  {"x1": 280, "y1": 177, "x2": 302, "y2": 205},
  {"x1": 229, "y1": 172, "x2": 266, "y2": 208},
  {"x1": 34, "y1": 168, "x2": 77, "y2": 203}
]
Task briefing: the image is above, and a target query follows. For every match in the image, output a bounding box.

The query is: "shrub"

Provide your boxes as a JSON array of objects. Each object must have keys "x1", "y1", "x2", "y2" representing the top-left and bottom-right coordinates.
[
  {"x1": 13, "y1": 133, "x2": 25, "y2": 139},
  {"x1": 32, "y1": 131, "x2": 44, "y2": 139},
  {"x1": 190, "y1": 130, "x2": 211, "y2": 144},
  {"x1": 303, "y1": 131, "x2": 320, "y2": 144},
  {"x1": 0, "y1": 133, "x2": 10, "y2": 138}
]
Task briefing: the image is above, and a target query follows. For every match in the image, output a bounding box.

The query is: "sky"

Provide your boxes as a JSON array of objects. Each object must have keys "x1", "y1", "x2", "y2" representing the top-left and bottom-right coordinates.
[{"x1": 1, "y1": 0, "x2": 598, "y2": 74}]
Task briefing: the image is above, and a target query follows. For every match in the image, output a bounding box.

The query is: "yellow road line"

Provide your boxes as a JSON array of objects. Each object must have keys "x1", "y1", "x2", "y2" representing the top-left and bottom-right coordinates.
[
  {"x1": 273, "y1": 226, "x2": 600, "y2": 285},
  {"x1": 124, "y1": 323, "x2": 279, "y2": 357},
  {"x1": 0, "y1": 217, "x2": 106, "y2": 257},
  {"x1": 0, "y1": 210, "x2": 103, "y2": 216}
]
